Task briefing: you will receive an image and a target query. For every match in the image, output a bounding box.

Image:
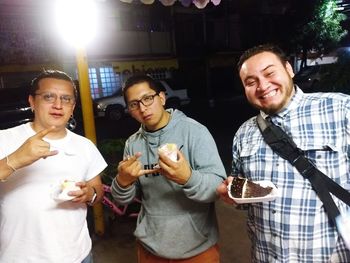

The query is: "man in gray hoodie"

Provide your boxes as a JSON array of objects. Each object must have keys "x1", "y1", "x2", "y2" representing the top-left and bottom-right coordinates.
[{"x1": 111, "y1": 74, "x2": 227, "y2": 262}]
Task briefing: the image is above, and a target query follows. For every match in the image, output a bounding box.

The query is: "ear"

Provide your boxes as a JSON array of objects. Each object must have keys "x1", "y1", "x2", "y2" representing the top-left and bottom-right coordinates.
[
  {"x1": 28, "y1": 95, "x2": 34, "y2": 110},
  {"x1": 71, "y1": 103, "x2": 76, "y2": 113},
  {"x1": 159, "y1": 91, "x2": 166, "y2": 106},
  {"x1": 285, "y1": 62, "x2": 295, "y2": 78}
]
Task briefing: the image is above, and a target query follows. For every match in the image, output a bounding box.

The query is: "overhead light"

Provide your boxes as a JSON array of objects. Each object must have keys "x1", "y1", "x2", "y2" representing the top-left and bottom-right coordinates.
[
  {"x1": 159, "y1": 0, "x2": 177, "y2": 6},
  {"x1": 193, "y1": 0, "x2": 210, "y2": 9},
  {"x1": 211, "y1": 0, "x2": 221, "y2": 6},
  {"x1": 119, "y1": 0, "x2": 221, "y2": 8},
  {"x1": 141, "y1": 0, "x2": 155, "y2": 4},
  {"x1": 180, "y1": 0, "x2": 192, "y2": 7},
  {"x1": 55, "y1": 0, "x2": 97, "y2": 47}
]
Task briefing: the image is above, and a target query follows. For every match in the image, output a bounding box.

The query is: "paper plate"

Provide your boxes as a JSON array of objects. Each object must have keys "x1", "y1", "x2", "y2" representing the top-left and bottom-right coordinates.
[
  {"x1": 51, "y1": 181, "x2": 80, "y2": 202},
  {"x1": 227, "y1": 180, "x2": 278, "y2": 204}
]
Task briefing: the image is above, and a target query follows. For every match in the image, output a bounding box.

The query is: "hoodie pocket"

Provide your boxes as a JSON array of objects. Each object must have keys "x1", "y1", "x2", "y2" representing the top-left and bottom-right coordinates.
[{"x1": 134, "y1": 213, "x2": 208, "y2": 259}]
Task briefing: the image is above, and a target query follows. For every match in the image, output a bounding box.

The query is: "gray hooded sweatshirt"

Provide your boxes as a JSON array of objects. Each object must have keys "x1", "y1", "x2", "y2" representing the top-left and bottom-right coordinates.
[{"x1": 111, "y1": 109, "x2": 226, "y2": 259}]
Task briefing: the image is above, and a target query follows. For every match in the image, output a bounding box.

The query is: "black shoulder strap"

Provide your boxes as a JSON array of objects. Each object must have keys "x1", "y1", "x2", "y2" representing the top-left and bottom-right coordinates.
[{"x1": 256, "y1": 114, "x2": 350, "y2": 223}]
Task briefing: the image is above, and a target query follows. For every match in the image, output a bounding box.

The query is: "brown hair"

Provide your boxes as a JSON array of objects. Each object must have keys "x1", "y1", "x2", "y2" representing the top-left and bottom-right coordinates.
[
  {"x1": 30, "y1": 69, "x2": 77, "y2": 99},
  {"x1": 237, "y1": 44, "x2": 289, "y2": 72}
]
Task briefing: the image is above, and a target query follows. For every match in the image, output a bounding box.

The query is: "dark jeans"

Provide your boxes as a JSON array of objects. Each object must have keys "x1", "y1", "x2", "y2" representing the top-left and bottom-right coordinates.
[{"x1": 81, "y1": 251, "x2": 93, "y2": 263}]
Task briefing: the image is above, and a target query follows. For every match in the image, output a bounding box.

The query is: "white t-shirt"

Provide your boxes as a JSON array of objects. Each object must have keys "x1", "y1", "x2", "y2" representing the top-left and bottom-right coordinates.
[{"x1": 0, "y1": 123, "x2": 107, "y2": 263}]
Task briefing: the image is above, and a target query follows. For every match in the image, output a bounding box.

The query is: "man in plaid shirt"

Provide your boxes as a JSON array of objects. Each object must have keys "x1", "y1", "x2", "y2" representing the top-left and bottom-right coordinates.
[{"x1": 217, "y1": 44, "x2": 350, "y2": 262}]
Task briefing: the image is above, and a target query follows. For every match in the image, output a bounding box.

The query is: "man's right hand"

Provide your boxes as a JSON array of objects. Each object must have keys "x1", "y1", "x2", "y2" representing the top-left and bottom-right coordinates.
[
  {"x1": 216, "y1": 176, "x2": 236, "y2": 205},
  {"x1": 116, "y1": 152, "x2": 158, "y2": 188},
  {"x1": 8, "y1": 126, "x2": 58, "y2": 170}
]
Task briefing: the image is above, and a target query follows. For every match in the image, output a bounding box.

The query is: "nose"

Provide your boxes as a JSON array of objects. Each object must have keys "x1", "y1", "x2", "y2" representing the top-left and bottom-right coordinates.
[
  {"x1": 52, "y1": 96, "x2": 63, "y2": 108},
  {"x1": 138, "y1": 101, "x2": 147, "y2": 112},
  {"x1": 257, "y1": 77, "x2": 270, "y2": 91}
]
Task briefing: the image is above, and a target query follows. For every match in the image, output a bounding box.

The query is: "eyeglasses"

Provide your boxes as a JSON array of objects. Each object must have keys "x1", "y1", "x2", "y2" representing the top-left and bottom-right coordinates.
[
  {"x1": 127, "y1": 92, "x2": 159, "y2": 111},
  {"x1": 35, "y1": 92, "x2": 76, "y2": 105}
]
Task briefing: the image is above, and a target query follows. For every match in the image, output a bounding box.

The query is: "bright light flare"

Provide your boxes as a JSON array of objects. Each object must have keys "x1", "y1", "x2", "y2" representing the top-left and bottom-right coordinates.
[{"x1": 55, "y1": 0, "x2": 97, "y2": 47}]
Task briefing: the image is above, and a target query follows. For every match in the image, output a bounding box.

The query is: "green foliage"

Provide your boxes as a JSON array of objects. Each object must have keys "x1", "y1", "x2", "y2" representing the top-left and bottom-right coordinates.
[
  {"x1": 305, "y1": 0, "x2": 346, "y2": 48},
  {"x1": 291, "y1": 0, "x2": 347, "y2": 66},
  {"x1": 97, "y1": 138, "x2": 126, "y2": 185}
]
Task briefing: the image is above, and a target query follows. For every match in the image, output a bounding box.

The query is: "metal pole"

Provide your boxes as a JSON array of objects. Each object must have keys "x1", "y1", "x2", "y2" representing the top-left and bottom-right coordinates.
[{"x1": 75, "y1": 46, "x2": 105, "y2": 236}]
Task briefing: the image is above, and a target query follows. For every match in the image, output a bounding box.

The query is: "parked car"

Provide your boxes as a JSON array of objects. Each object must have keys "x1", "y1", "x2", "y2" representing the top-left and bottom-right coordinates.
[
  {"x1": 0, "y1": 85, "x2": 82, "y2": 132},
  {"x1": 93, "y1": 80, "x2": 191, "y2": 121},
  {"x1": 294, "y1": 64, "x2": 332, "y2": 91},
  {"x1": 0, "y1": 87, "x2": 33, "y2": 130}
]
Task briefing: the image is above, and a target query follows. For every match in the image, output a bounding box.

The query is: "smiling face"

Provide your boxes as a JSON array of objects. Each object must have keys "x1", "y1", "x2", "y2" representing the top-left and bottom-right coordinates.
[
  {"x1": 28, "y1": 78, "x2": 76, "y2": 137},
  {"x1": 239, "y1": 51, "x2": 295, "y2": 115},
  {"x1": 125, "y1": 81, "x2": 169, "y2": 131}
]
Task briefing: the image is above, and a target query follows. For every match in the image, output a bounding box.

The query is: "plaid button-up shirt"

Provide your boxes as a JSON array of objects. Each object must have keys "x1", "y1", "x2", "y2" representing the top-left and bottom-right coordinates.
[{"x1": 232, "y1": 87, "x2": 350, "y2": 262}]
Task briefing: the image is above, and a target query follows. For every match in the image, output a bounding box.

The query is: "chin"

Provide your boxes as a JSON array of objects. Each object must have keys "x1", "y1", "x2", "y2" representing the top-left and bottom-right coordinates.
[
  {"x1": 255, "y1": 102, "x2": 279, "y2": 115},
  {"x1": 48, "y1": 122, "x2": 65, "y2": 129},
  {"x1": 263, "y1": 108, "x2": 278, "y2": 115},
  {"x1": 262, "y1": 103, "x2": 283, "y2": 115}
]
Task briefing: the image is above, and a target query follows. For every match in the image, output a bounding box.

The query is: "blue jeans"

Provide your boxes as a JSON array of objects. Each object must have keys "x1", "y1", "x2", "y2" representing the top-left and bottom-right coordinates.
[{"x1": 81, "y1": 251, "x2": 93, "y2": 263}]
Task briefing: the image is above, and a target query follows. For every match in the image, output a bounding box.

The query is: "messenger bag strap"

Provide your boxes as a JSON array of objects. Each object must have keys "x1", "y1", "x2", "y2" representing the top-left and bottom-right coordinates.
[{"x1": 256, "y1": 114, "x2": 350, "y2": 224}]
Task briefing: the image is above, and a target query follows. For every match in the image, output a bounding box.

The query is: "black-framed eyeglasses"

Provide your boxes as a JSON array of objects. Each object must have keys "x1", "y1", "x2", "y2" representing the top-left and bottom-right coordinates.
[
  {"x1": 127, "y1": 92, "x2": 159, "y2": 111},
  {"x1": 35, "y1": 92, "x2": 76, "y2": 105}
]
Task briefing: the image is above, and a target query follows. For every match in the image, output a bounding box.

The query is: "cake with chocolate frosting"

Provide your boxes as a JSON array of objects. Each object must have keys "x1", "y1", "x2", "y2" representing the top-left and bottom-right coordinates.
[{"x1": 230, "y1": 177, "x2": 273, "y2": 198}]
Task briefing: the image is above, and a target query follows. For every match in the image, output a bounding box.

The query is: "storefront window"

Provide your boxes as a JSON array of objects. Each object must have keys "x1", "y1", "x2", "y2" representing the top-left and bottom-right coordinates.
[{"x1": 88, "y1": 66, "x2": 121, "y2": 99}]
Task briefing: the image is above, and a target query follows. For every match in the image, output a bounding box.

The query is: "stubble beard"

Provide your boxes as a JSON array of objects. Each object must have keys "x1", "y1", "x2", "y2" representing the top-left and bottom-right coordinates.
[{"x1": 254, "y1": 81, "x2": 295, "y2": 115}]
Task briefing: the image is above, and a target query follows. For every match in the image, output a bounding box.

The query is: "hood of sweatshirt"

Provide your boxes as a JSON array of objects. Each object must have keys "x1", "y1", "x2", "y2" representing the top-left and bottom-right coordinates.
[{"x1": 131, "y1": 108, "x2": 185, "y2": 166}]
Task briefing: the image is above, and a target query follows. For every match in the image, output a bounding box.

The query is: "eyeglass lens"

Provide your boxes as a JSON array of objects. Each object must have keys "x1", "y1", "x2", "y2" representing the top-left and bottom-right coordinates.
[
  {"x1": 128, "y1": 93, "x2": 158, "y2": 110},
  {"x1": 35, "y1": 92, "x2": 75, "y2": 105}
]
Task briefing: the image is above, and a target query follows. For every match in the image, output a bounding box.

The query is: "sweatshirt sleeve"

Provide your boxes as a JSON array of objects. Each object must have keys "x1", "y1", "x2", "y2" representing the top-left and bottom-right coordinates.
[
  {"x1": 110, "y1": 177, "x2": 137, "y2": 205},
  {"x1": 181, "y1": 125, "x2": 227, "y2": 202},
  {"x1": 110, "y1": 141, "x2": 138, "y2": 205}
]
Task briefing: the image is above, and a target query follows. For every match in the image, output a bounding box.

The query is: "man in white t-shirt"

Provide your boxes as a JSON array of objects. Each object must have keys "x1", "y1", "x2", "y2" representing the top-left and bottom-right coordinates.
[{"x1": 0, "y1": 70, "x2": 107, "y2": 263}]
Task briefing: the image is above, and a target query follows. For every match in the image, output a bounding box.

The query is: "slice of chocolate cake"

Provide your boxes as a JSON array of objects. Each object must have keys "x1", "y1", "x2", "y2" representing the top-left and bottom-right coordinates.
[
  {"x1": 244, "y1": 180, "x2": 273, "y2": 198},
  {"x1": 230, "y1": 177, "x2": 273, "y2": 198},
  {"x1": 230, "y1": 177, "x2": 246, "y2": 198}
]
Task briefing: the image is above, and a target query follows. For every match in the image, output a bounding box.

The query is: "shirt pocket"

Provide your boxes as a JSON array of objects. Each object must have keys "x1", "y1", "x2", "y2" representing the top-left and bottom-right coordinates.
[
  {"x1": 238, "y1": 138, "x2": 271, "y2": 179},
  {"x1": 299, "y1": 143, "x2": 346, "y2": 180},
  {"x1": 240, "y1": 141, "x2": 260, "y2": 157}
]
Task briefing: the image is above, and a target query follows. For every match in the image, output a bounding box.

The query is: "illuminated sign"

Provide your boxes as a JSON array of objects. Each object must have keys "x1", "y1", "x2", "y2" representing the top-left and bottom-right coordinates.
[{"x1": 112, "y1": 59, "x2": 178, "y2": 75}]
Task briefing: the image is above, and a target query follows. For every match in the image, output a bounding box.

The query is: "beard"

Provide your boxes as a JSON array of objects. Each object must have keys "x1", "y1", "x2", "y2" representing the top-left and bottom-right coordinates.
[
  {"x1": 254, "y1": 81, "x2": 295, "y2": 115},
  {"x1": 261, "y1": 103, "x2": 283, "y2": 115}
]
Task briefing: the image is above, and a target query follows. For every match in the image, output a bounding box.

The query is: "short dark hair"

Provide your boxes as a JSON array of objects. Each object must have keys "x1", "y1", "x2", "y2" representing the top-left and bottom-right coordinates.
[
  {"x1": 237, "y1": 44, "x2": 289, "y2": 72},
  {"x1": 30, "y1": 69, "x2": 77, "y2": 99},
  {"x1": 122, "y1": 74, "x2": 162, "y2": 102}
]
